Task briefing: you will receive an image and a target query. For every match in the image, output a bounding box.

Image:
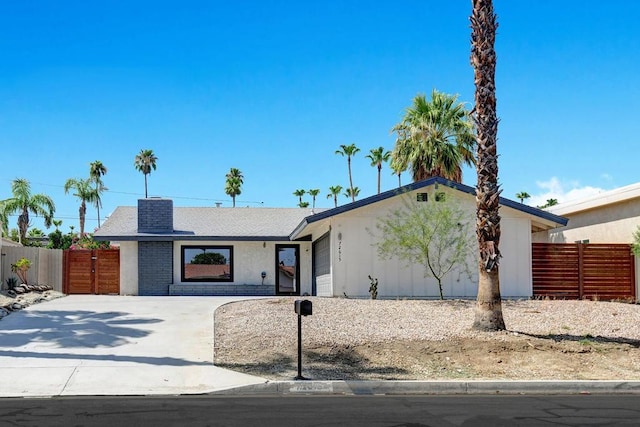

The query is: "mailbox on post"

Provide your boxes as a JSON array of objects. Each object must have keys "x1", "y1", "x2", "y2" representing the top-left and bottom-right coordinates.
[
  {"x1": 294, "y1": 299, "x2": 312, "y2": 380},
  {"x1": 294, "y1": 299, "x2": 312, "y2": 316}
]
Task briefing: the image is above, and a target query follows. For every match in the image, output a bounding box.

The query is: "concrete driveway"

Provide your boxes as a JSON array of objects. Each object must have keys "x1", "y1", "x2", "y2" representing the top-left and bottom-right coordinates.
[{"x1": 0, "y1": 295, "x2": 267, "y2": 397}]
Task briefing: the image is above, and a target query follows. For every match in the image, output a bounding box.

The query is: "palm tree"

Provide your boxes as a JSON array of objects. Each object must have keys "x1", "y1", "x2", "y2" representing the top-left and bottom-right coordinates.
[
  {"x1": 327, "y1": 185, "x2": 343, "y2": 208},
  {"x1": 89, "y1": 160, "x2": 108, "y2": 227},
  {"x1": 391, "y1": 90, "x2": 475, "y2": 183},
  {"x1": 366, "y1": 147, "x2": 391, "y2": 194},
  {"x1": 308, "y1": 189, "x2": 320, "y2": 209},
  {"x1": 390, "y1": 161, "x2": 403, "y2": 188},
  {"x1": 538, "y1": 198, "x2": 558, "y2": 209},
  {"x1": 225, "y1": 168, "x2": 244, "y2": 208},
  {"x1": 335, "y1": 143, "x2": 360, "y2": 202},
  {"x1": 515, "y1": 191, "x2": 530, "y2": 204},
  {"x1": 0, "y1": 178, "x2": 55, "y2": 244},
  {"x1": 298, "y1": 201, "x2": 310, "y2": 208},
  {"x1": 64, "y1": 178, "x2": 99, "y2": 236},
  {"x1": 344, "y1": 186, "x2": 360, "y2": 201},
  {"x1": 471, "y1": 0, "x2": 505, "y2": 331},
  {"x1": 293, "y1": 189, "x2": 306, "y2": 206},
  {"x1": 134, "y1": 149, "x2": 158, "y2": 198},
  {"x1": 226, "y1": 167, "x2": 244, "y2": 185}
]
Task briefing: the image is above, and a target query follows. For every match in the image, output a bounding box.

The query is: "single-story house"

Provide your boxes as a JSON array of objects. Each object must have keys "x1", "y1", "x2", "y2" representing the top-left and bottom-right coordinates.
[
  {"x1": 94, "y1": 177, "x2": 567, "y2": 298},
  {"x1": 532, "y1": 181, "x2": 640, "y2": 244}
]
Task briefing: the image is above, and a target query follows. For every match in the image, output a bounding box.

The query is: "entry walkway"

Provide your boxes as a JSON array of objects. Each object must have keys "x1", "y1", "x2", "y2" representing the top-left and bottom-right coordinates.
[{"x1": 0, "y1": 295, "x2": 267, "y2": 397}]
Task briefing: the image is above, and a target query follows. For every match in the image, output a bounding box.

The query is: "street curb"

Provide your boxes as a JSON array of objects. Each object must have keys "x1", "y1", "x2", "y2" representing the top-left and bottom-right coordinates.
[{"x1": 214, "y1": 380, "x2": 640, "y2": 396}]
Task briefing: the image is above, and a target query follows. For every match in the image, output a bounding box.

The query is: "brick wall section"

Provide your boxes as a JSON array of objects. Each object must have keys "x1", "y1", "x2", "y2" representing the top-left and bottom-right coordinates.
[
  {"x1": 138, "y1": 198, "x2": 173, "y2": 233},
  {"x1": 138, "y1": 241, "x2": 173, "y2": 295},
  {"x1": 169, "y1": 284, "x2": 274, "y2": 296}
]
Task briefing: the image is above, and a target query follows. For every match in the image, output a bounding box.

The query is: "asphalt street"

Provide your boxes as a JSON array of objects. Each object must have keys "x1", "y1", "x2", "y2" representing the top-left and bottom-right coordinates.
[{"x1": 2, "y1": 394, "x2": 640, "y2": 426}]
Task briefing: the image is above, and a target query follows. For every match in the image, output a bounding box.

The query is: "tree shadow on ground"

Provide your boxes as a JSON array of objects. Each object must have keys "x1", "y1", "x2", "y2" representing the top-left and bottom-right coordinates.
[
  {"x1": 0, "y1": 349, "x2": 211, "y2": 366},
  {"x1": 0, "y1": 310, "x2": 161, "y2": 349},
  {"x1": 216, "y1": 346, "x2": 409, "y2": 380},
  {"x1": 510, "y1": 330, "x2": 640, "y2": 347},
  {"x1": 0, "y1": 309, "x2": 212, "y2": 366}
]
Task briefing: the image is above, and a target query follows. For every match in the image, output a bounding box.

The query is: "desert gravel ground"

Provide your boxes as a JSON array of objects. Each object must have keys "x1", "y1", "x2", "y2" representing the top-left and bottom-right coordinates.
[{"x1": 214, "y1": 297, "x2": 640, "y2": 380}]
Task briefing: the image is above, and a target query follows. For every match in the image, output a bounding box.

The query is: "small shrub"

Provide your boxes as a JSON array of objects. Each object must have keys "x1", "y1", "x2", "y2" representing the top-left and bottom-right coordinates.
[
  {"x1": 368, "y1": 275, "x2": 378, "y2": 300},
  {"x1": 11, "y1": 257, "x2": 32, "y2": 284},
  {"x1": 6, "y1": 277, "x2": 18, "y2": 290}
]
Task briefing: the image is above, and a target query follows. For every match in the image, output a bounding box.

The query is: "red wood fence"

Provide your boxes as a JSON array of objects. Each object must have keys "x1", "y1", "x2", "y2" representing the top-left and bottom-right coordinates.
[{"x1": 532, "y1": 243, "x2": 636, "y2": 300}]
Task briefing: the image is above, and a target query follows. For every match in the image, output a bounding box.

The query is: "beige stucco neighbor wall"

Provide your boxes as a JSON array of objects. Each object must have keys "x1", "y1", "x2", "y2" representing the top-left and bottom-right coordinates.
[
  {"x1": 316, "y1": 188, "x2": 534, "y2": 299},
  {"x1": 172, "y1": 240, "x2": 313, "y2": 294},
  {"x1": 532, "y1": 198, "x2": 640, "y2": 244},
  {"x1": 118, "y1": 241, "x2": 138, "y2": 295}
]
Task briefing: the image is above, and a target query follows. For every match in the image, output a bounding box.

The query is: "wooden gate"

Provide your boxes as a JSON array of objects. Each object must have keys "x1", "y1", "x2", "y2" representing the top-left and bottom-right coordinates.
[
  {"x1": 532, "y1": 243, "x2": 635, "y2": 300},
  {"x1": 63, "y1": 249, "x2": 120, "y2": 294}
]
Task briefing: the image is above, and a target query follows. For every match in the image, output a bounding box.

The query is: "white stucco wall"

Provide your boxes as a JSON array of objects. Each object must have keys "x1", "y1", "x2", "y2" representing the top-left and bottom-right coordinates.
[
  {"x1": 118, "y1": 241, "x2": 138, "y2": 295},
  {"x1": 313, "y1": 188, "x2": 534, "y2": 298},
  {"x1": 172, "y1": 240, "x2": 313, "y2": 294},
  {"x1": 532, "y1": 198, "x2": 640, "y2": 244}
]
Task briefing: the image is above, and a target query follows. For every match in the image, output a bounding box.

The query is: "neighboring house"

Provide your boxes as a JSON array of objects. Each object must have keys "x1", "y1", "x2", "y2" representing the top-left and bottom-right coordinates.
[
  {"x1": 94, "y1": 177, "x2": 567, "y2": 298},
  {"x1": 1, "y1": 237, "x2": 21, "y2": 247},
  {"x1": 532, "y1": 182, "x2": 640, "y2": 244}
]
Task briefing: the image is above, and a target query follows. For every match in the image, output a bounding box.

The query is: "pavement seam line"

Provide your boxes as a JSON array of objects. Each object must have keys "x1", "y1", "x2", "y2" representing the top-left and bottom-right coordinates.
[{"x1": 60, "y1": 366, "x2": 79, "y2": 395}]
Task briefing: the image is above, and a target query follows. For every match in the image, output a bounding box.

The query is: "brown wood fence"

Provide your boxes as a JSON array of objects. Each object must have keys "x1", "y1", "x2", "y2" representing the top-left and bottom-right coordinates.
[
  {"x1": 532, "y1": 243, "x2": 636, "y2": 300},
  {"x1": 63, "y1": 249, "x2": 120, "y2": 294}
]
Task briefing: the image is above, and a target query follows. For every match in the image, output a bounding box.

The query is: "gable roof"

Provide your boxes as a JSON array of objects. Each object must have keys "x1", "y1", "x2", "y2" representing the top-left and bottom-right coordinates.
[
  {"x1": 94, "y1": 206, "x2": 326, "y2": 241},
  {"x1": 290, "y1": 177, "x2": 568, "y2": 239},
  {"x1": 95, "y1": 177, "x2": 567, "y2": 243},
  {"x1": 546, "y1": 181, "x2": 640, "y2": 216}
]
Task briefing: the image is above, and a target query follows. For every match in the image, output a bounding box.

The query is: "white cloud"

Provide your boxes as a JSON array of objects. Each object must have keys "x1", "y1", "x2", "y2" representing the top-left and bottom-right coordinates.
[{"x1": 528, "y1": 177, "x2": 605, "y2": 208}]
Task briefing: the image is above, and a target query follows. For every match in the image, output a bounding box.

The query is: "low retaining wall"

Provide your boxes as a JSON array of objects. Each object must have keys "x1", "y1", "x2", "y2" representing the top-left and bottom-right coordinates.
[{"x1": 168, "y1": 284, "x2": 274, "y2": 296}]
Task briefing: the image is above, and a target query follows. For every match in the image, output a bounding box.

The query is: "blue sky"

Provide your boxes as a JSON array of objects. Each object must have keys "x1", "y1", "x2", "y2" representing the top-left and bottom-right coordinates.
[{"x1": 1, "y1": 1, "x2": 639, "y2": 234}]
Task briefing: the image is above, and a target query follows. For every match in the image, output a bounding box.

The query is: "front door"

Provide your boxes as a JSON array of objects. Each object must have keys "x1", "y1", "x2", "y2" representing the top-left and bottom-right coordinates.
[{"x1": 276, "y1": 244, "x2": 300, "y2": 295}]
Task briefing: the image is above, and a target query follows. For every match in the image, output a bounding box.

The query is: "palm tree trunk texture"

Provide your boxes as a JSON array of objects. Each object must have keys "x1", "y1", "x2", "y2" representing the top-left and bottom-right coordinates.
[
  {"x1": 79, "y1": 202, "x2": 86, "y2": 236},
  {"x1": 471, "y1": 0, "x2": 505, "y2": 331}
]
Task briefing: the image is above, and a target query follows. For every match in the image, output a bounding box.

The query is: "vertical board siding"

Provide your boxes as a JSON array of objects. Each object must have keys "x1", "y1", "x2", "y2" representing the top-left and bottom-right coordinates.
[
  {"x1": 532, "y1": 243, "x2": 635, "y2": 300},
  {"x1": 64, "y1": 249, "x2": 120, "y2": 294},
  {"x1": 95, "y1": 250, "x2": 120, "y2": 294}
]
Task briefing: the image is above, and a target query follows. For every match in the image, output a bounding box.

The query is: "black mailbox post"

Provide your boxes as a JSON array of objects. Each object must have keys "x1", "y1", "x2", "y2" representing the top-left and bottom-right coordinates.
[{"x1": 294, "y1": 299, "x2": 312, "y2": 380}]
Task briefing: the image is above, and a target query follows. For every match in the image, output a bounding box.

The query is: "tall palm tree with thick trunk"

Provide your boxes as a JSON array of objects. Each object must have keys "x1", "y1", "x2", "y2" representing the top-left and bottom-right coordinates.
[
  {"x1": 134, "y1": 149, "x2": 158, "y2": 198},
  {"x1": 391, "y1": 90, "x2": 475, "y2": 183},
  {"x1": 225, "y1": 168, "x2": 244, "y2": 207},
  {"x1": 471, "y1": 0, "x2": 506, "y2": 331},
  {"x1": 0, "y1": 178, "x2": 55, "y2": 244},
  {"x1": 366, "y1": 147, "x2": 391, "y2": 194},
  {"x1": 89, "y1": 160, "x2": 108, "y2": 227},
  {"x1": 327, "y1": 185, "x2": 343, "y2": 208},
  {"x1": 64, "y1": 178, "x2": 99, "y2": 237},
  {"x1": 335, "y1": 143, "x2": 360, "y2": 202}
]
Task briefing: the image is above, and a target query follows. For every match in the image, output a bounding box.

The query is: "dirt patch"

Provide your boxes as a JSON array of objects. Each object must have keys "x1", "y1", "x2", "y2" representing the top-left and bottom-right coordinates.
[{"x1": 214, "y1": 298, "x2": 640, "y2": 380}]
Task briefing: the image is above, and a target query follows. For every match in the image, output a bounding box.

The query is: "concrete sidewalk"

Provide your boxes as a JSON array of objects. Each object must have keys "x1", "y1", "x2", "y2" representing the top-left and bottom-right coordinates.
[
  {"x1": 0, "y1": 295, "x2": 268, "y2": 397},
  {"x1": 2, "y1": 295, "x2": 640, "y2": 398}
]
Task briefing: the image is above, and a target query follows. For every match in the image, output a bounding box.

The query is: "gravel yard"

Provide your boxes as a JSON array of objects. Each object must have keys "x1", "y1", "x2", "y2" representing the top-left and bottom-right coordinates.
[{"x1": 214, "y1": 297, "x2": 640, "y2": 380}]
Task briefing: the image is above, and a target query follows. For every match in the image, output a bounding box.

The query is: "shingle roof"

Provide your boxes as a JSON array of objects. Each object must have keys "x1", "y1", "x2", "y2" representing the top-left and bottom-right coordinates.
[{"x1": 94, "y1": 206, "x2": 327, "y2": 241}]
